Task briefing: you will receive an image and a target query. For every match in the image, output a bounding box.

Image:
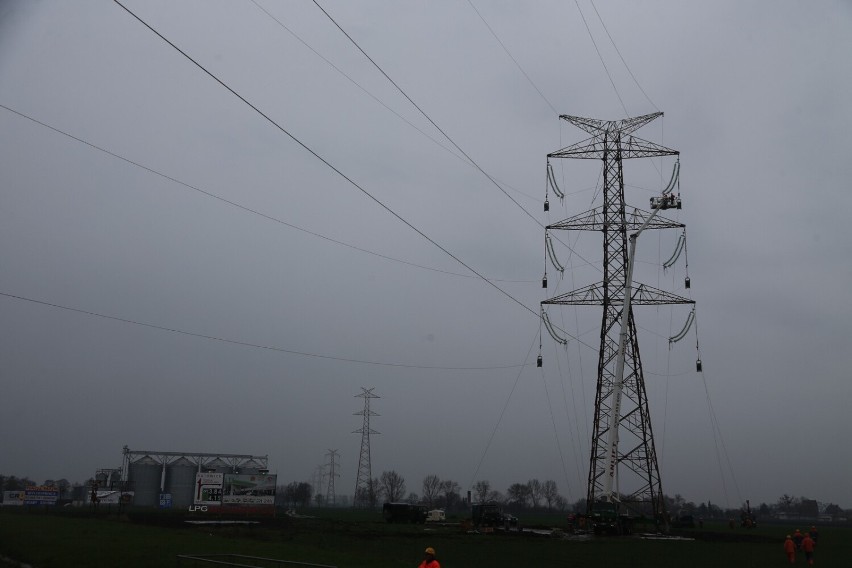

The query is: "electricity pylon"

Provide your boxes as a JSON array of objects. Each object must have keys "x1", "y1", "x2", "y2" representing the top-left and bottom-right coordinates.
[
  {"x1": 325, "y1": 449, "x2": 340, "y2": 506},
  {"x1": 542, "y1": 113, "x2": 693, "y2": 523},
  {"x1": 353, "y1": 387, "x2": 379, "y2": 508}
]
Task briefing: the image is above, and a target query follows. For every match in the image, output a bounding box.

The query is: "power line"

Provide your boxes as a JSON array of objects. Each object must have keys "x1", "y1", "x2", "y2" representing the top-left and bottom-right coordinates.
[
  {"x1": 248, "y1": 0, "x2": 539, "y2": 204},
  {"x1": 310, "y1": 0, "x2": 538, "y2": 226},
  {"x1": 0, "y1": 103, "x2": 533, "y2": 284},
  {"x1": 112, "y1": 1, "x2": 593, "y2": 348},
  {"x1": 573, "y1": 0, "x2": 629, "y2": 117},
  {"x1": 466, "y1": 0, "x2": 558, "y2": 115},
  {"x1": 589, "y1": 0, "x2": 659, "y2": 112},
  {"x1": 0, "y1": 290, "x2": 526, "y2": 371},
  {"x1": 310, "y1": 0, "x2": 599, "y2": 276},
  {"x1": 110, "y1": 1, "x2": 591, "y2": 348}
]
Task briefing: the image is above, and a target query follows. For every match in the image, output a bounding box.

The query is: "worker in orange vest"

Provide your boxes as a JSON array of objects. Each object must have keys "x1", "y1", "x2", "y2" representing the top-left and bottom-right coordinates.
[
  {"x1": 783, "y1": 534, "x2": 796, "y2": 564},
  {"x1": 801, "y1": 532, "x2": 816, "y2": 565},
  {"x1": 418, "y1": 547, "x2": 440, "y2": 568}
]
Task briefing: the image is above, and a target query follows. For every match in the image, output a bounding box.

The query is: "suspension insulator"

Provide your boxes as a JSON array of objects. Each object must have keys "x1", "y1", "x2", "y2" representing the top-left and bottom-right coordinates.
[
  {"x1": 544, "y1": 199, "x2": 549, "y2": 212},
  {"x1": 542, "y1": 276, "x2": 548, "y2": 288},
  {"x1": 696, "y1": 359, "x2": 703, "y2": 372},
  {"x1": 685, "y1": 276, "x2": 691, "y2": 289},
  {"x1": 536, "y1": 355, "x2": 543, "y2": 368}
]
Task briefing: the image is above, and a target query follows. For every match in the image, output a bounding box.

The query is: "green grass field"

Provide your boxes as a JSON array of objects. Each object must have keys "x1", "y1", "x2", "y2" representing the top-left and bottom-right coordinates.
[{"x1": 0, "y1": 508, "x2": 844, "y2": 567}]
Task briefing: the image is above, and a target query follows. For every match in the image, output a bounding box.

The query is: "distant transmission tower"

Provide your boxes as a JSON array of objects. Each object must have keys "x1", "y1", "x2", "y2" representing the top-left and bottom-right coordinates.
[
  {"x1": 542, "y1": 113, "x2": 694, "y2": 524},
  {"x1": 325, "y1": 449, "x2": 340, "y2": 506},
  {"x1": 352, "y1": 387, "x2": 379, "y2": 508}
]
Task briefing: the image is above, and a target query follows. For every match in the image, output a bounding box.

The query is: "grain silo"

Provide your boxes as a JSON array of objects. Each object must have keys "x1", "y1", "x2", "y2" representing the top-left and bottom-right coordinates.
[
  {"x1": 204, "y1": 458, "x2": 233, "y2": 474},
  {"x1": 164, "y1": 457, "x2": 197, "y2": 507},
  {"x1": 127, "y1": 456, "x2": 162, "y2": 507}
]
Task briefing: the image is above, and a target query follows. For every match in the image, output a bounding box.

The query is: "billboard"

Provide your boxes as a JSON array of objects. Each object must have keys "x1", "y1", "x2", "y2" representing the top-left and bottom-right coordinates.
[
  {"x1": 191, "y1": 472, "x2": 276, "y2": 513},
  {"x1": 221, "y1": 474, "x2": 277, "y2": 505},
  {"x1": 95, "y1": 490, "x2": 133, "y2": 505},
  {"x1": 2, "y1": 491, "x2": 24, "y2": 506},
  {"x1": 24, "y1": 486, "x2": 58, "y2": 506},
  {"x1": 194, "y1": 473, "x2": 224, "y2": 505}
]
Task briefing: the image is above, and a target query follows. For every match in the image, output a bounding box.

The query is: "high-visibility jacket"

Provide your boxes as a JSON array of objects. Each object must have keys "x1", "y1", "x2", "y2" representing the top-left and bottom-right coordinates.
[
  {"x1": 418, "y1": 560, "x2": 440, "y2": 568},
  {"x1": 802, "y1": 536, "x2": 815, "y2": 553},
  {"x1": 784, "y1": 539, "x2": 795, "y2": 554}
]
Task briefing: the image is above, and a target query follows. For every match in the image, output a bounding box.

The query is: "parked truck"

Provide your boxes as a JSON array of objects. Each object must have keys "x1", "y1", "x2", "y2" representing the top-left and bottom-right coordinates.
[
  {"x1": 382, "y1": 502, "x2": 427, "y2": 524},
  {"x1": 589, "y1": 501, "x2": 634, "y2": 535}
]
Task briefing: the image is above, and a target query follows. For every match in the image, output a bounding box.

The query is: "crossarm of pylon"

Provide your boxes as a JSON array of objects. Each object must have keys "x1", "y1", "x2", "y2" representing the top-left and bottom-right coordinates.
[
  {"x1": 548, "y1": 136, "x2": 606, "y2": 160},
  {"x1": 558, "y1": 115, "x2": 606, "y2": 135},
  {"x1": 542, "y1": 282, "x2": 607, "y2": 305},
  {"x1": 547, "y1": 207, "x2": 684, "y2": 232},
  {"x1": 618, "y1": 112, "x2": 665, "y2": 135},
  {"x1": 629, "y1": 283, "x2": 695, "y2": 306},
  {"x1": 543, "y1": 281, "x2": 694, "y2": 306},
  {"x1": 621, "y1": 135, "x2": 679, "y2": 159}
]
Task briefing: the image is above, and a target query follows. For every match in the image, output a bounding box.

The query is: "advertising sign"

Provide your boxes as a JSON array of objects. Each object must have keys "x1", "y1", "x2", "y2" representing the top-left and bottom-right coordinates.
[
  {"x1": 2, "y1": 491, "x2": 24, "y2": 506},
  {"x1": 96, "y1": 491, "x2": 133, "y2": 504},
  {"x1": 194, "y1": 472, "x2": 223, "y2": 505},
  {"x1": 221, "y1": 474, "x2": 277, "y2": 505},
  {"x1": 24, "y1": 486, "x2": 59, "y2": 506}
]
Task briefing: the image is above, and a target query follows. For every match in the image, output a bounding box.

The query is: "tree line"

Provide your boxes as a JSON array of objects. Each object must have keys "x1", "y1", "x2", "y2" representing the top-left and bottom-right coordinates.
[{"x1": 277, "y1": 470, "x2": 571, "y2": 512}]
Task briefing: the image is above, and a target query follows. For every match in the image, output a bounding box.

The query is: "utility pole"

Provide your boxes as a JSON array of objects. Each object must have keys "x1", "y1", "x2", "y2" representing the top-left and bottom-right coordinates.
[
  {"x1": 325, "y1": 449, "x2": 340, "y2": 506},
  {"x1": 353, "y1": 387, "x2": 379, "y2": 508},
  {"x1": 542, "y1": 113, "x2": 694, "y2": 523}
]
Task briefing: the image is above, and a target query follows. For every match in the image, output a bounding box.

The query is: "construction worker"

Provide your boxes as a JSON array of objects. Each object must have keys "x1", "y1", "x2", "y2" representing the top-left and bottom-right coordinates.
[
  {"x1": 801, "y1": 532, "x2": 816, "y2": 565},
  {"x1": 418, "y1": 547, "x2": 440, "y2": 568},
  {"x1": 809, "y1": 525, "x2": 819, "y2": 543},
  {"x1": 783, "y1": 534, "x2": 796, "y2": 564},
  {"x1": 793, "y1": 528, "x2": 804, "y2": 550}
]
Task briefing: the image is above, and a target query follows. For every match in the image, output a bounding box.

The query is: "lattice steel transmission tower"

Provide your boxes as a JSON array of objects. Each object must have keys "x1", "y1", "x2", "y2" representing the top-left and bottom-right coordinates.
[
  {"x1": 542, "y1": 113, "x2": 694, "y2": 522},
  {"x1": 325, "y1": 449, "x2": 340, "y2": 506},
  {"x1": 352, "y1": 387, "x2": 379, "y2": 508}
]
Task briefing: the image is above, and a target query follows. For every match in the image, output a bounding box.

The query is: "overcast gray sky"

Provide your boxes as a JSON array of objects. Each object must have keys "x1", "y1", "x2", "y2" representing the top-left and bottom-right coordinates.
[{"x1": 1, "y1": 0, "x2": 850, "y2": 510}]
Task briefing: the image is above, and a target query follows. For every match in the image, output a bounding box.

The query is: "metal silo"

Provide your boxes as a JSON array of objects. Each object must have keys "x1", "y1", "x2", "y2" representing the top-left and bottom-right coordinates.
[
  {"x1": 205, "y1": 458, "x2": 233, "y2": 474},
  {"x1": 164, "y1": 457, "x2": 197, "y2": 508},
  {"x1": 237, "y1": 459, "x2": 261, "y2": 475},
  {"x1": 127, "y1": 456, "x2": 161, "y2": 507}
]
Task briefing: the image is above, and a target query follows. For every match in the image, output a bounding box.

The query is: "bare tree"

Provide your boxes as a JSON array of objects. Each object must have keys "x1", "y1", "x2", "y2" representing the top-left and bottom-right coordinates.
[
  {"x1": 542, "y1": 480, "x2": 558, "y2": 510},
  {"x1": 527, "y1": 479, "x2": 543, "y2": 508},
  {"x1": 439, "y1": 479, "x2": 460, "y2": 510},
  {"x1": 379, "y1": 470, "x2": 407, "y2": 502},
  {"x1": 486, "y1": 490, "x2": 504, "y2": 503},
  {"x1": 507, "y1": 483, "x2": 531, "y2": 507},
  {"x1": 473, "y1": 480, "x2": 491, "y2": 504},
  {"x1": 422, "y1": 474, "x2": 441, "y2": 508},
  {"x1": 369, "y1": 477, "x2": 381, "y2": 507}
]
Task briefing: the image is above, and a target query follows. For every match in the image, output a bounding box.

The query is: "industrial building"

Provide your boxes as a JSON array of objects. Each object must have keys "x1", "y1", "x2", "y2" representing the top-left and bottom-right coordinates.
[{"x1": 119, "y1": 446, "x2": 270, "y2": 508}]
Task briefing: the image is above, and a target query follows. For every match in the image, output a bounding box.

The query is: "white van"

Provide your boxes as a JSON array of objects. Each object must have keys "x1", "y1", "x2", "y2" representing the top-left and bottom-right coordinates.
[{"x1": 426, "y1": 509, "x2": 446, "y2": 522}]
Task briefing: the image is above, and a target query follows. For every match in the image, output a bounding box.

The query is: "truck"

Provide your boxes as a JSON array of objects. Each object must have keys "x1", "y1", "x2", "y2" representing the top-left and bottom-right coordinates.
[
  {"x1": 471, "y1": 501, "x2": 508, "y2": 529},
  {"x1": 589, "y1": 501, "x2": 634, "y2": 535},
  {"x1": 382, "y1": 502, "x2": 427, "y2": 524}
]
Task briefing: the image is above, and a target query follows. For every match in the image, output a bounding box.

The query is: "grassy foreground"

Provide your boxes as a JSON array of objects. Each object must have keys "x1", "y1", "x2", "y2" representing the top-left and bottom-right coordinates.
[{"x1": 0, "y1": 508, "x2": 846, "y2": 568}]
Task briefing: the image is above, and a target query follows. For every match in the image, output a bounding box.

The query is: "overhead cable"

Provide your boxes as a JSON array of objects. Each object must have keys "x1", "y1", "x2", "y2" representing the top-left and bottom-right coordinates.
[
  {"x1": 112, "y1": 0, "x2": 588, "y2": 348},
  {"x1": 466, "y1": 0, "x2": 558, "y2": 115},
  {"x1": 310, "y1": 0, "x2": 601, "y2": 276},
  {"x1": 0, "y1": 103, "x2": 532, "y2": 284},
  {"x1": 0, "y1": 290, "x2": 526, "y2": 371}
]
